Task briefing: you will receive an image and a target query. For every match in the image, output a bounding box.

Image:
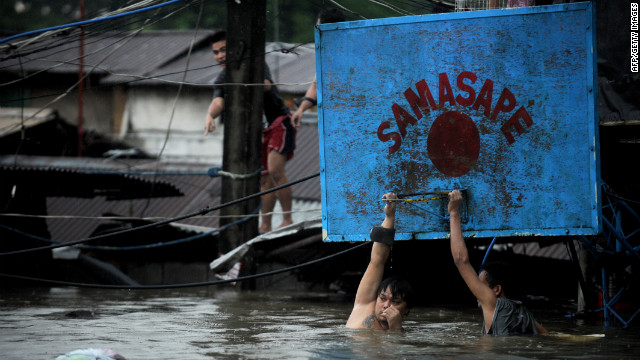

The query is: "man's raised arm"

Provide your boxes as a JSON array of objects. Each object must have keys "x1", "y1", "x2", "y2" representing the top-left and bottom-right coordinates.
[
  {"x1": 346, "y1": 193, "x2": 396, "y2": 329},
  {"x1": 448, "y1": 190, "x2": 497, "y2": 331}
]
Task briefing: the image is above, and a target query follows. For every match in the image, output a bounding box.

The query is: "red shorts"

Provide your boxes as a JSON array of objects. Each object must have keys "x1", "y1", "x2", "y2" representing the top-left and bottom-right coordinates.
[{"x1": 261, "y1": 114, "x2": 296, "y2": 176}]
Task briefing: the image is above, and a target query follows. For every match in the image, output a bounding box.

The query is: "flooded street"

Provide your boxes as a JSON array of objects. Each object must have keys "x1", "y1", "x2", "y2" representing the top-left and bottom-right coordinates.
[{"x1": 1, "y1": 286, "x2": 639, "y2": 359}]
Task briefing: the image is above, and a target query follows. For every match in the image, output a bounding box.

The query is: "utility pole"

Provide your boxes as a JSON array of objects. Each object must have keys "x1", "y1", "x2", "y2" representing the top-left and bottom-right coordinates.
[
  {"x1": 219, "y1": 0, "x2": 266, "y2": 288},
  {"x1": 77, "y1": 0, "x2": 85, "y2": 157}
]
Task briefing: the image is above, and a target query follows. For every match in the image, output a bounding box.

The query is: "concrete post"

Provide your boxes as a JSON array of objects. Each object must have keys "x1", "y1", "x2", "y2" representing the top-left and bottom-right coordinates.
[{"x1": 219, "y1": 0, "x2": 266, "y2": 288}]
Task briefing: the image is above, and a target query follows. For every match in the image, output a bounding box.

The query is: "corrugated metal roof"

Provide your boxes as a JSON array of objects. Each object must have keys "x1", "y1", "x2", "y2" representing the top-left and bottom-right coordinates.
[
  {"x1": 107, "y1": 41, "x2": 315, "y2": 94},
  {"x1": 1, "y1": 30, "x2": 217, "y2": 76},
  {"x1": 46, "y1": 172, "x2": 222, "y2": 244},
  {"x1": 287, "y1": 120, "x2": 321, "y2": 201},
  {"x1": 265, "y1": 43, "x2": 316, "y2": 94},
  {"x1": 1, "y1": 30, "x2": 314, "y2": 95},
  {"x1": 3, "y1": 120, "x2": 320, "y2": 245},
  {"x1": 0, "y1": 156, "x2": 183, "y2": 200},
  {"x1": 112, "y1": 44, "x2": 222, "y2": 86},
  {"x1": 511, "y1": 240, "x2": 578, "y2": 261}
]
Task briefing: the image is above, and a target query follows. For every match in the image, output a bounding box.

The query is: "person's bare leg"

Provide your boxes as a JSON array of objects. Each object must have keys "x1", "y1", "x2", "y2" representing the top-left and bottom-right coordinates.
[
  {"x1": 259, "y1": 174, "x2": 276, "y2": 233},
  {"x1": 268, "y1": 150, "x2": 293, "y2": 228}
]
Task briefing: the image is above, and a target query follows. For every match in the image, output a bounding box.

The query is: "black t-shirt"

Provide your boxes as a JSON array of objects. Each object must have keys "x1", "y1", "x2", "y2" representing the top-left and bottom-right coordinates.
[
  {"x1": 212, "y1": 64, "x2": 290, "y2": 126},
  {"x1": 482, "y1": 298, "x2": 539, "y2": 336}
]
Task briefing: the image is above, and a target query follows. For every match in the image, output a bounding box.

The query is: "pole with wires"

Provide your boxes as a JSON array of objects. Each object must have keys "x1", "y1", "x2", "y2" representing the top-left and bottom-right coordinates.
[
  {"x1": 77, "y1": 0, "x2": 85, "y2": 157},
  {"x1": 221, "y1": 0, "x2": 267, "y2": 289}
]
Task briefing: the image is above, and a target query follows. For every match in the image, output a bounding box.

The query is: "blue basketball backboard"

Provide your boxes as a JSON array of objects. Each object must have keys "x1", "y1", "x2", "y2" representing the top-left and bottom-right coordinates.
[{"x1": 315, "y1": 3, "x2": 600, "y2": 242}]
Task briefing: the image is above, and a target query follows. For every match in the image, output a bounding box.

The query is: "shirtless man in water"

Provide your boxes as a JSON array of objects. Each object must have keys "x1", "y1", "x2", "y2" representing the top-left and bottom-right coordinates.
[{"x1": 346, "y1": 192, "x2": 413, "y2": 330}]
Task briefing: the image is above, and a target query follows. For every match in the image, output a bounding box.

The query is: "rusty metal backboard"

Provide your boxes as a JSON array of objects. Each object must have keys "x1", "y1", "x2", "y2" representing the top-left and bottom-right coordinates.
[{"x1": 315, "y1": 3, "x2": 600, "y2": 242}]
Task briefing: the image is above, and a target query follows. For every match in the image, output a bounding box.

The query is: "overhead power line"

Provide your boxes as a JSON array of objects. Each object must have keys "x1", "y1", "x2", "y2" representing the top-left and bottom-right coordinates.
[
  {"x1": 0, "y1": 172, "x2": 320, "y2": 257},
  {"x1": 0, "y1": 0, "x2": 188, "y2": 45},
  {"x1": 0, "y1": 241, "x2": 370, "y2": 289}
]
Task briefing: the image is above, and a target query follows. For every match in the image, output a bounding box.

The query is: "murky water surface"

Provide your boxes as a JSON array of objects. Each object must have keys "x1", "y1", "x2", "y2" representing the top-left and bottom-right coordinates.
[{"x1": 1, "y1": 287, "x2": 639, "y2": 359}]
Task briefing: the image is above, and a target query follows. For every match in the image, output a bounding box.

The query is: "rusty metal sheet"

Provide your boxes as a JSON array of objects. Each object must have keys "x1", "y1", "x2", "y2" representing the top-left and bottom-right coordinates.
[{"x1": 315, "y1": 3, "x2": 599, "y2": 242}]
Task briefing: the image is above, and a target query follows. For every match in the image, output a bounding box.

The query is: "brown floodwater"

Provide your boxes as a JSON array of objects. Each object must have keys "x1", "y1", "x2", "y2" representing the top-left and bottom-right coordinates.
[{"x1": 1, "y1": 286, "x2": 639, "y2": 359}]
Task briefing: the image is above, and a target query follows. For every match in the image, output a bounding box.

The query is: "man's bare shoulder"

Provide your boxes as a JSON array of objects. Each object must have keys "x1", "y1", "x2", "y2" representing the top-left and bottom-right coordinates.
[{"x1": 346, "y1": 303, "x2": 376, "y2": 329}]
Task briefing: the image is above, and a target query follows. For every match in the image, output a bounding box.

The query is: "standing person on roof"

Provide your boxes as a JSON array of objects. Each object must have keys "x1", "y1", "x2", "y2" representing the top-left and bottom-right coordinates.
[
  {"x1": 204, "y1": 30, "x2": 296, "y2": 233},
  {"x1": 346, "y1": 192, "x2": 413, "y2": 330},
  {"x1": 291, "y1": 8, "x2": 346, "y2": 127},
  {"x1": 447, "y1": 190, "x2": 548, "y2": 335}
]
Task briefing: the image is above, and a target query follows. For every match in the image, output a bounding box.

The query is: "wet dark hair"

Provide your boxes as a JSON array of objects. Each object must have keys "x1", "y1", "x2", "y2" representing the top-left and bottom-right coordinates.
[
  {"x1": 378, "y1": 276, "x2": 413, "y2": 309},
  {"x1": 318, "y1": 8, "x2": 345, "y2": 24},
  {"x1": 481, "y1": 261, "x2": 516, "y2": 297},
  {"x1": 211, "y1": 30, "x2": 226, "y2": 45}
]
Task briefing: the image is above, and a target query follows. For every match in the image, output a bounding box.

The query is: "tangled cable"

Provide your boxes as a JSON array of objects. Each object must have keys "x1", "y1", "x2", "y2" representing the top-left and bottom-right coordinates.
[
  {"x1": 0, "y1": 241, "x2": 370, "y2": 289},
  {"x1": 0, "y1": 172, "x2": 319, "y2": 257},
  {"x1": 0, "y1": 170, "x2": 370, "y2": 290}
]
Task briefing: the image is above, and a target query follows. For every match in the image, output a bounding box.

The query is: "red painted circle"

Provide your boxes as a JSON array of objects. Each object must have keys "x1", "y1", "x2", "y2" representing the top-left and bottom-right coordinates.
[{"x1": 427, "y1": 111, "x2": 480, "y2": 177}]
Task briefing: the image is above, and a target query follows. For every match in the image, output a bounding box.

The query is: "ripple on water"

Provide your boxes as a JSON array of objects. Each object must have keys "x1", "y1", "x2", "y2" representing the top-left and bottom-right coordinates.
[{"x1": 1, "y1": 288, "x2": 639, "y2": 360}]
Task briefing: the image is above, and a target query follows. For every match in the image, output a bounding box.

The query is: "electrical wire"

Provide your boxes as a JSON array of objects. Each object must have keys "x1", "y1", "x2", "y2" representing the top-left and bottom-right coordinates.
[
  {"x1": 0, "y1": 0, "x2": 187, "y2": 45},
  {"x1": 1, "y1": 205, "x2": 259, "y2": 251},
  {"x1": 1, "y1": 1, "x2": 197, "y2": 69},
  {"x1": 0, "y1": 2, "x2": 315, "y2": 104},
  {"x1": 0, "y1": 206, "x2": 320, "y2": 251},
  {"x1": 1, "y1": 2, "x2": 209, "y2": 165},
  {"x1": 603, "y1": 187, "x2": 640, "y2": 205},
  {"x1": 0, "y1": 172, "x2": 320, "y2": 257},
  {"x1": 0, "y1": 241, "x2": 370, "y2": 289},
  {"x1": 367, "y1": 0, "x2": 415, "y2": 16},
  {"x1": 0, "y1": 12, "x2": 160, "y2": 64},
  {"x1": 0, "y1": 0, "x2": 175, "y2": 52},
  {"x1": 140, "y1": 0, "x2": 205, "y2": 217},
  {"x1": 21, "y1": 44, "x2": 128, "y2": 121},
  {"x1": 326, "y1": 0, "x2": 369, "y2": 20},
  {"x1": 0, "y1": 0, "x2": 451, "y2": 95},
  {"x1": 2, "y1": 3, "x2": 317, "y2": 229},
  {"x1": 2, "y1": 18, "x2": 165, "y2": 126},
  {"x1": 0, "y1": 207, "x2": 321, "y2": 221},
  {"x1": 1, "y1": 2, "x2": 198, "y2": 87},
  {"x1": 1, "y1": 41, "x2": 314, "y2": 107},
  {"x1": 1, "y1": 0, "x2": 450, "y2": 264}
]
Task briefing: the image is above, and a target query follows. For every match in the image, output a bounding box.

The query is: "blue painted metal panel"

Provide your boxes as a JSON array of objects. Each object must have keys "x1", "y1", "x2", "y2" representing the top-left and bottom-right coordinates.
[{"x1": 315, "y1": 3, "x2": 600, "y2": 242}]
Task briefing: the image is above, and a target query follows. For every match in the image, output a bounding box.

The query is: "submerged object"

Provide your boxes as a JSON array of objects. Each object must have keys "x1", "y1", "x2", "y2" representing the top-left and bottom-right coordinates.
[{"x1": 55, "y1": 348, "x2": 126, "y2": 360}]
